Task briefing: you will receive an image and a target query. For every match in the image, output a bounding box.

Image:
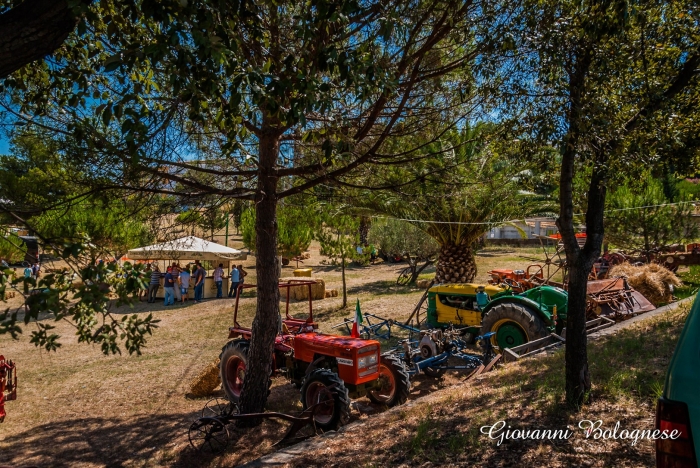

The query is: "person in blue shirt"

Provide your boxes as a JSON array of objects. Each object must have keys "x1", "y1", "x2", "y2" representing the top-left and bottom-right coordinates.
[
  {"x1": 23, "y1": 265, "x2": 32, "y2": 294},
  {"x1": 228, "y1": 265, "x2": 240, "y2": 298}
]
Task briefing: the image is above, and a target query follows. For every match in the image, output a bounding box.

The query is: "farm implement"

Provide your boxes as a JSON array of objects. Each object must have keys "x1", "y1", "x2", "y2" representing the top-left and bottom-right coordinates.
[
  {"x1": 389, "y1": 328, "x2": 500, "y2": 378},
  {"x1": 218, "y1": 280, "x2": 411, "y2": 433},
  {"x1": 188, "y1": 398, "x2": 333, "y2": 453},
  {"x1": 0, "y1": 355, "x2": 16, "y2": 423},
  {"x1": 486, "y1": 234, "x2": 655, "y2": 320}
]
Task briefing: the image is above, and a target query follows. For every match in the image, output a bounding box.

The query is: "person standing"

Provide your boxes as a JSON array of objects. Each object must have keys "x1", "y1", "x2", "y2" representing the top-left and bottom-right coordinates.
[
  {"x1": 141, "y1": 264, "x2": 152, "y2": 301},
  {"x1": 193, "y1": 263, "x2": 205, "y2": 303},
  {"x1": 214, "y1": 263, "x2": 224, "y2": 298},
  {"x1": 31, "y1": 262, "x2": 40, "y2": 280},
  {"x1": 238, "y1": 264, "x2": 247, "y2": 288},
  {"x1": 23, "y1": 264, "x2": 32, "y2": 294},
  {"x1": 179, "y1": 265, "x2": 191, "y2": 302},
  {"x1": 172, "y1": 264, "x2": 182, "y2": 302},
  {"x1": 163, "y1": 268, "x2": 175, "y2": 306},
  {"x1": 148, "y1": 265, "x2": 161, "y2": 303},
  {"x1": 228, "y1": 264, "x2": 240, "y2": 298}
]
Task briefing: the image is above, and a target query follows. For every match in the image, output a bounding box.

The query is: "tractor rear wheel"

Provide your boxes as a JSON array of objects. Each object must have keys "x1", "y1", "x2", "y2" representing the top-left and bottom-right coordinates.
[
  {"x1": 219, "y1": 340, "x2": 249, "y2": 404},
  {"x1": 300, "y1": 369, "x2": 351, "y2": 431},
  {"x1": 481, "y1": 303, "x2": 548, "y2": 350},
  {"x1": 219, "y1": 340, "x2": 272, "y2": 404},
  {"x1": 367, "y1": 355, "x2": 411, "y2": 406}
]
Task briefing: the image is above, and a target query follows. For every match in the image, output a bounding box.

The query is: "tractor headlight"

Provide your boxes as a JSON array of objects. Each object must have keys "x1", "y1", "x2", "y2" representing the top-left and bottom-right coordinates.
[{"x1": 358, "y1": 353, "x2": 378, "y2": 369}]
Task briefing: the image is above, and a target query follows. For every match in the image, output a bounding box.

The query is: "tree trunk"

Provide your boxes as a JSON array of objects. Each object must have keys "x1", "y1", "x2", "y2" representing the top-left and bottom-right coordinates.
[
  {"x1": 238, "y1": 130, "x2": 280, "y2": 423},
  {"x1": 410, "y1": 259, "x2": 434, "y2": 283},
  {"x1": 0, "y1": 0, "x2": 85, "y2": 79},
  {"x1": 359, "y1": 216, "x2": 371, "y2": 245},
  {"x1": 341, "y1": 255, "x2": 347, "y2": 308},
  {"x1": 434, "y1": 242, "x2": 476, "y2": 283},
  {"x1": 564, "y1": 255, "x2": 593, "y2": 406}
]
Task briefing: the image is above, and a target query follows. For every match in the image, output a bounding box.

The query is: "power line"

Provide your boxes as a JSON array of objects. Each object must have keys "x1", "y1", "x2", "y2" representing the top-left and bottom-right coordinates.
[{"x1": 371, "y1": 200, "x2": 699, "y2": 226}]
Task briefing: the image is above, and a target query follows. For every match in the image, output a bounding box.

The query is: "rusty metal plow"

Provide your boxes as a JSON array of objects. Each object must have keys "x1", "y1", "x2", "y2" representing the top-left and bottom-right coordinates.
[
  {"x1": 585, "y1": 278, "x2": 655, "y2": 319},
  {"x1": 188, "y1": 398, "x2": 333, "y2": 454}
]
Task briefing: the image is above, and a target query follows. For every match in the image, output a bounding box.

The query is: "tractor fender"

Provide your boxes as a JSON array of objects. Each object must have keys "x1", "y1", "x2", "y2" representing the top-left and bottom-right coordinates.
[
  {"x1": 483, "y1": 295, "x2": 554, "y2": 326},
  {"x1": 305, "y1": 355, "x2": 337, "y2": 376}
]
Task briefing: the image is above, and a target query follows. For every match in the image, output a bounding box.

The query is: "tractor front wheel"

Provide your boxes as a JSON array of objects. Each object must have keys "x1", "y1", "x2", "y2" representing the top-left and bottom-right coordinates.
[
  {"x1": 300, "y1": 369, "x2": 351, "y2": 431},
  {"x1": 367, "y1": 355, "x2": 411, "y2": 406},
  {"x1": 481, "y1": 303, "x2": 548, "y2": 350}
]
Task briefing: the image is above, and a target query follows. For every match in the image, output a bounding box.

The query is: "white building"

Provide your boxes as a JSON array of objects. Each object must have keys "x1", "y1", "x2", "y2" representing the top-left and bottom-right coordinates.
[{"x1": 487, "y1": 217, "x2": 558, "y2": 239}]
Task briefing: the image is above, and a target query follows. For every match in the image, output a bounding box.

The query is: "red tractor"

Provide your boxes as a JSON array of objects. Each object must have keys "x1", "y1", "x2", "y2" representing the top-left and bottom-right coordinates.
[
  {"x1": 219, "y1": 280, "x2": 411, "y2": 430},
  {"x1": 0, "y1": 355, "x2": 16, "y2": 423}
]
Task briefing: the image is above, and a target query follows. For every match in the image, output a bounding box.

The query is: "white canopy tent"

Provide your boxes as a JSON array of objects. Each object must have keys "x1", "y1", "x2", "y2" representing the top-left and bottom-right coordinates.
[
  {"x1": 127, "y1": 236, "x2": 243, "y2": 263},
  {"x1": 126, "y1": 237, "x2": 245, "y2": 299}
]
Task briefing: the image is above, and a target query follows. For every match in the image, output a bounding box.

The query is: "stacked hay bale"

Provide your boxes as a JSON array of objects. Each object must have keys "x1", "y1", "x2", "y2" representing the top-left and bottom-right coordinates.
[
  {"x1": 609, "y1": 262, "x2": 681, "y2": 306},
  {"x1": 279, "y1": 277, "x2": 326, "y2": 300},
  {"x1": 188, "y1": 359, "x2": 221, "y2": 397}
]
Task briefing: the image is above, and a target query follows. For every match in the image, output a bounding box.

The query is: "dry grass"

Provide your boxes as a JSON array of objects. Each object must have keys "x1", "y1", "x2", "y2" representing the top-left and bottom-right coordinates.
[{"x1": 0, "y1": 239, "x2": 662, "y2": 467}]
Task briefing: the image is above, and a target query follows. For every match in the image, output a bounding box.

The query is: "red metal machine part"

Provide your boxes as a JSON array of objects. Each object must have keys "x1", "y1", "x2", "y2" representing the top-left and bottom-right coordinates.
[{"x1": 0, "y1": 355, "x2": 17, "y2": 423}]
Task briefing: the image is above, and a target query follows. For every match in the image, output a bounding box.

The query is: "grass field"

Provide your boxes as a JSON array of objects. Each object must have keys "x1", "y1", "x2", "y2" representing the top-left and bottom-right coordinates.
[{"x1": 0, "y1": 239, "x2": 687, "y2": 467}]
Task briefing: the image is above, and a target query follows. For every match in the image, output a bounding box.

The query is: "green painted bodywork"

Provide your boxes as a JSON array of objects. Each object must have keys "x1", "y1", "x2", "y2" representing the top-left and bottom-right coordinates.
[
  {"x1": 663, "y1": 294, "x2": 700, "y2": 459},
  {"x1": 426, "y1": 284, "x2": 568, "y2": 330}
]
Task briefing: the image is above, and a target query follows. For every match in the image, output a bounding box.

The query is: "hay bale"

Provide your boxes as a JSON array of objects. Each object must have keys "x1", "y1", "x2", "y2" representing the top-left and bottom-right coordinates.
[
  {"x1": 188, "y1": 359, "x2": 221, "y2": 398},
  {"x1": 609, "y1": 262, "x2": 681, "y2": 306},
  {"x1": 293, "y1": 268, "x2": 313, "y2": 277},
  {"x1": 280, "y1": 277, "x2": 326, "y2": 300}
]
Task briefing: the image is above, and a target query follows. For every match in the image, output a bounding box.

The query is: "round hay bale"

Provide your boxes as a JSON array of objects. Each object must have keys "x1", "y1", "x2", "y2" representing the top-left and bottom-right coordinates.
[
  {"x1": 609, "y1": 262, "x2": 681, "y2": 306},
  {"x1": 188, "y1": 359, "x2": 221, "y2": 398}
]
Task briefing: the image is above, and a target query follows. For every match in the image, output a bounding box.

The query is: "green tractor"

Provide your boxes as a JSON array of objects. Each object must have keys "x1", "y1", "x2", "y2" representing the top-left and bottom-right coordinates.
[{"x1": 426, "y1": 283, "x2": 568, "y2": 349}]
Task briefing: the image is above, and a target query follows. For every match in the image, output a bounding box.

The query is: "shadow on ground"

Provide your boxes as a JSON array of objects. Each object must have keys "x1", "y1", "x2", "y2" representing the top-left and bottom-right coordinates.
[{"x1": 0, "y1": 412, "x2": 199, "y2": 468}]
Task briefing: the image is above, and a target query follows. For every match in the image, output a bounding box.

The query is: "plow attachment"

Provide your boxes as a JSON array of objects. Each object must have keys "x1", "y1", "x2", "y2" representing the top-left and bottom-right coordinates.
[{"x1": 586, "y1": 278, "x2": 655, "y2": 319}]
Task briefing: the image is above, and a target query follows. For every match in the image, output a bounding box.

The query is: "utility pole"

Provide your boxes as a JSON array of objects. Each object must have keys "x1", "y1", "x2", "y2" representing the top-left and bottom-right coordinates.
[{"x1": 224, "y1": 212, "x2": 230, "y2": 246}]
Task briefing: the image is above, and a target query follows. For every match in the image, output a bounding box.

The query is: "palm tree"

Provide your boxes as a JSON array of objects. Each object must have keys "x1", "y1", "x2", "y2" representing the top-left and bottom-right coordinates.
[{"x1": 361, "y1": 126, "x2": 551, "y2": 283}]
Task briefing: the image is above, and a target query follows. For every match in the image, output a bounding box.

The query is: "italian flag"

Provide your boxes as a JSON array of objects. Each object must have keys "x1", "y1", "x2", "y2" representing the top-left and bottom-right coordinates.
[{"x1": 351, "y1": 298, "x2": 363, "y2": 338}]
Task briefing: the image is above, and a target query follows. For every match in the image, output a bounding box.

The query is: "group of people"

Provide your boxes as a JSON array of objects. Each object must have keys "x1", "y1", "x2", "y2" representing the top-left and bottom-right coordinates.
[
  {"x1": 212, "y1": 263, "x2": 247, "y2": 298},
  {"x1": 22, "y1": 262, "x2": 40, "y2": 293},
  {"x1": 143, "y1": 261, "x2": 247, "y2": 306},
  {"x1": 144, "y1": 262, "x2": 204, "y2": 305}
]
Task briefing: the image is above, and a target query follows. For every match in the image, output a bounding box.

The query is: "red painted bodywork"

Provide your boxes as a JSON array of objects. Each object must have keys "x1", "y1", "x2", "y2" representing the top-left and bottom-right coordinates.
[
  {"x1": 292, "y1": 333, "x2": 380, "y2": 385},
  {"x1": 0, "y1": 355, "x2": 16, "y2": 423},
  {"x1": 226, "y1": 280, "x2": 381, "y2": 386}
]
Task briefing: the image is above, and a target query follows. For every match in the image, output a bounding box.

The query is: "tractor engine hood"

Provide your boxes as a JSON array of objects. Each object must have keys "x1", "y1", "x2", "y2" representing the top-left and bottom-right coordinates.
[{"x1": 294, "y1": 332, "x2": 379, "y2": 351}]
